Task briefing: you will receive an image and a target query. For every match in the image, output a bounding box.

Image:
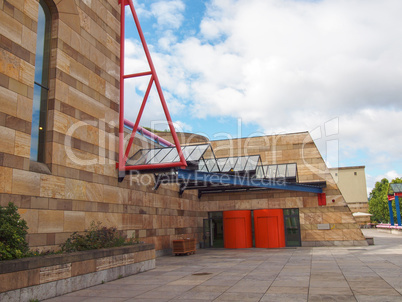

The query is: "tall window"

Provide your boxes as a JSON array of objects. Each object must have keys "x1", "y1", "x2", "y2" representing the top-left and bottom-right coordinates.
[{"x1": 30, "y1": 0, "x2": 51, "y2": 162}]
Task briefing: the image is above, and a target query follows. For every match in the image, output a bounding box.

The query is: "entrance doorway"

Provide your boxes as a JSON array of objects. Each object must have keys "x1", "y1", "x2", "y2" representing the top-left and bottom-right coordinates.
[
  {"x1": 283, "y1": 208, "x2": 301, "y2": 247},
  {"x1": 254, "y1": 209, "x2": 286, "y2": 248},
  {"x1": 223, "y1": 210, "x2": 253, "y2": 248},
  {"x1": 204, "y1": 209, "x2": 301, "y2": 249},
  {"x1": 203, "y1": 212, "x2": 224, "y2": 248}
]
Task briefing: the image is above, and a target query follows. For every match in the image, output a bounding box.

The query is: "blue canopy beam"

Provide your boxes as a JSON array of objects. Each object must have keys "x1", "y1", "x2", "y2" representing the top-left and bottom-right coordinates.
[{"x1": 177, "y1": 169, "x2": 323, "y2": 194}]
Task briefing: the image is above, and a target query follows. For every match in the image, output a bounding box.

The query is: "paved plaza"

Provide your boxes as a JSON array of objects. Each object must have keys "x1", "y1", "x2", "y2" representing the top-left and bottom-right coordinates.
[{"x1": 46, "y1": 229, "x2": 402, "y2": 302}]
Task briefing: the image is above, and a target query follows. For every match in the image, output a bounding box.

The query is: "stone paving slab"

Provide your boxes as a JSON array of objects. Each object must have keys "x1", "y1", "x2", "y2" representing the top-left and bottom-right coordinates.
[{"x1": 45, "y1": 229, "x2": 402, "y2": 301}]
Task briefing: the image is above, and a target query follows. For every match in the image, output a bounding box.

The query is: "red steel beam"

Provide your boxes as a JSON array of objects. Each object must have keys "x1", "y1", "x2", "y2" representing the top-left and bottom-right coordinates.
[
  {"x1": 121, "y1": 162, "x2": 185, "y2": 171},
  {"x1": 123, "y1": 71, "x2": 153, "y2": 79},
  {"x1": 124, "y1": 119, "x2": 175, "y2": 147},
  {"x1": 118, "y1": 0, "x2": 187, "y2": 175},
  {"x1": 123, "y1": 75, "x2": 154, "y2": 161}
]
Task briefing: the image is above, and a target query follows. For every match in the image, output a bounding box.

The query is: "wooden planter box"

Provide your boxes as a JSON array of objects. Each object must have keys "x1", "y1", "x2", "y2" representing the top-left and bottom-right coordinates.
[
  {"x1": 173, "y1": 238, "x2": 196, "y2": 256},
  {"x1": 0, "y1": 243, "x2": 155, "y2": 302}
]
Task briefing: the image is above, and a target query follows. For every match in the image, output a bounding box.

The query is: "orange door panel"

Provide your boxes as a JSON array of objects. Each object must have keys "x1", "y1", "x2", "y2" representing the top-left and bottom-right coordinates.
[
  {"x1": 254, "y1": 209, "x2": 285, "y2": 248},
  {"x1": 223, "y1": 211, "x2": 252, "y2": 248}
]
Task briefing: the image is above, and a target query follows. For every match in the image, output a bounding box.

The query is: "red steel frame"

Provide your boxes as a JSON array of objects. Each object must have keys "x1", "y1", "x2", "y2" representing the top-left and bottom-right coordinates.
[
  {"x1": 118, "y1": 0, "x2": 187, "y2": 173},
  {"x1": 124, "y1": 119, "x2": 175, "y2": 147}
]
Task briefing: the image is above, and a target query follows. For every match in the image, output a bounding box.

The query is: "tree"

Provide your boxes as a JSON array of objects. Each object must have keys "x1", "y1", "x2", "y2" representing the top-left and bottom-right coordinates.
[
  {"x1": 369, "y1": 177, "x2": 402, "y2": 223},
  {"x1": 0, "y1": 202, "x2": 30, "y2": 260}
]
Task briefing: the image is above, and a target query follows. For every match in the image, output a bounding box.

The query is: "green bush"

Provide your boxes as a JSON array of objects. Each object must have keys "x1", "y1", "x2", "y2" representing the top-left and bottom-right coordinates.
[
  {"x1": 0, "y1": 202, "x2": 30, "y2": 260},
  {"x1": 60, "y1": 221, "x2": 136, "y2": 252}
]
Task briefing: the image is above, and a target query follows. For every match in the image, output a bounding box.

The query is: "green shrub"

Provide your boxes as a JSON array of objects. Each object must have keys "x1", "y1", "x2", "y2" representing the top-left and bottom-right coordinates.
[
  {"x1": 60, "y1": 221, "x2": 135, "y2": 252},
  {"x1": 0, "y1": 202, "x2": 30, "y2": 260}
]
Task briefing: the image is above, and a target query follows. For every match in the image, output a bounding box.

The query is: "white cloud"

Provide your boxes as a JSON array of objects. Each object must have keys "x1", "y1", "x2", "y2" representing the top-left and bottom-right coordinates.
[
  {"x1": 124, "y1": 0, "x2": 402, "y2": 189},
  {"x1": 366, "y1": 170, "x2": 402, "y2": 195},
  {"x1": 173, "y1": 0, "x2": 402, "y2": 171},
  {"x1": 123, "y1": 38, "x2": 188, "y2": 129},
  {"x1": 150, "y1": 0, "x2": 185, "y2": 29},
  {"x1": 157, "y1": 30, "x2": 178, "y2": 50},
  {"x1": 173, "y1": 120, "x2": 193, "y2": 132},
  {"x1": 375, "y1": 171, "x2": 402, "y2": 183},
  {"x1": 129, "y1": 1, "x2": 151, "y2": 19},
  {"x1": 169, "y1": 0, "x2": 402, "y2": 123}
]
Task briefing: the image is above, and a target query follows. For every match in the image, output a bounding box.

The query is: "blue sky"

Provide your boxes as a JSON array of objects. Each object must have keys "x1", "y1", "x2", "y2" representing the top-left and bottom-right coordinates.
[{"x1": 123, "y1": 0, "x2": 402, "y2": 194}]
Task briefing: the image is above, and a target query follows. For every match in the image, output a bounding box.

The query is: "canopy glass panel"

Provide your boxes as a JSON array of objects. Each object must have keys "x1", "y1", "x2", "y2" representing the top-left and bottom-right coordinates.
[
  {"x1": 215, "y1": 155, "x2": 262, "y2": 173},
  {"x1": 199, "y1": 158, "x2": 220, "y2": 173},
  {"x1": 286, "y1": 163, "x2": 297, "y2": 177},
  {"x1": 262, "y1": 163, "x2": 298, "y2": 182},
  {"x1": 216, "y1": 158, "x2": 228, "y2": 171},
  {"x1": 198, "y1": 155, "x2": 262, "y2": 175},
  {"x1": 127, "y1": 144, "x2": 212, "y2": 167},
  {"x1": 389, "y1": 183, "x2": 402, "y2": 195}
]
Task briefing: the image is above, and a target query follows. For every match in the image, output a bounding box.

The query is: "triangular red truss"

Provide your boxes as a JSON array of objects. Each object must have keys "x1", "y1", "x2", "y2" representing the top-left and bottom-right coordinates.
[{"x1": 118, "y1": 0, "x2": 187, "y2": 173}]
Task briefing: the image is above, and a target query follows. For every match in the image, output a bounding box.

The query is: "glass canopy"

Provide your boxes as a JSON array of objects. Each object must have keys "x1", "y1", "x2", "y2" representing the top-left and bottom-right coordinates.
[
  {"x1": 262, "y1": 163, "x2": 298, "y2": 182},
  {"x1": 129, "y1": 143, "x2": 312, "y2": 196},
  {"x1": 199, "y1": 155, "x2": 262, "y2": 176},
  {"x1": 389, "y1": 183, "x2": 402, "y2": 195},
  {"x1": 129, "y1": 142, "x2": 299, "y2": 182},
  {"x1": 127, "y1": 144, "x2": 216, "y2": 170}
]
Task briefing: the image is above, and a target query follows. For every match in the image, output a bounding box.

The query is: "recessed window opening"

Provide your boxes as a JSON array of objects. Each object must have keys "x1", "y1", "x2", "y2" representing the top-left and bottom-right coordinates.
[{"x1": 30, "y1": 0, "x2": 51, "y2": 162}]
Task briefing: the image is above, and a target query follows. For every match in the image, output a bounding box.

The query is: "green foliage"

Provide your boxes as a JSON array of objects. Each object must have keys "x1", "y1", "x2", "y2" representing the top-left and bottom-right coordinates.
[
  {"x1": 369, "y1": 178, "x2": 402, "y2": 223},
  {"x1": 60, "y1": 221, "x2": 136, "y2": 253},
  {"x1": 0, "y1": 202, "x2": 30, "y2": 261},
  {"x1": 27, "y1": 249, "x2": 61, "y2": 258},
  {"x1": 142, "y1": 126, "x2": 170, "y2": 133}
]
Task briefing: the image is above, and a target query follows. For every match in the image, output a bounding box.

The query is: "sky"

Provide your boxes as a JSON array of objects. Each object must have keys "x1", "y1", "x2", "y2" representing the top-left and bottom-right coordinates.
[{"x1": 123, "y1": 0, "x2": 402, "y2": 195}]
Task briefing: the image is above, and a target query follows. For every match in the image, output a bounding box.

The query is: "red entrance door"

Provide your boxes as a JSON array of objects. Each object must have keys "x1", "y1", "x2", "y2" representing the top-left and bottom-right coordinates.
[
  {"x1": 254, "y1": 209, "x2": 285, "y2": 248},
  {"x1": 223, "y1": 211, "x2": 252, "y2": 249}
]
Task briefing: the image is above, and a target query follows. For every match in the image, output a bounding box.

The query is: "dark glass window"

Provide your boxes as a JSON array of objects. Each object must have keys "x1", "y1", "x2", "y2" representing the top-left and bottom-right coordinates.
[
  {"x1": 30, "y1": 0, "x2": 51, "y2": 162},
  {"x1": 283, "y1": 208, "x2": 301, "y2": 247}
]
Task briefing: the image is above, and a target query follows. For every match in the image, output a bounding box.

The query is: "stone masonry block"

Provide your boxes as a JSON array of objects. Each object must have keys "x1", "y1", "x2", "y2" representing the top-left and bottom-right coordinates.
[
  {"x1": 40, "y1": 263, "x2": 72, "y2": 284},
  {"x1": 0, "y1": 10, "x2": 23, "y2": 45},
  {"x1": 0, "y1": 166, "x2": 13, "y2": 194},
  {"x1": 20, "y1": 280, "x2": 57, "y2": 302},
  {"x1": 14, "y1": 131, "x2": 30, "y2": 158},
  {"x1": 30, "y1": 197, "x2": 49, "y2": 209},
  {"x1": 71, "y1": 260, "x2": 96, "y2": 277},
  {"x1": 18, "y1": 208, "x2": 38, "y2": 233},
  {"x1": 38, "y1": 210, "x2": 64, "y2": 233},
  {"x1": 0, "y1": 269, "x2": 39, "y2": 293},
  {"x1": 0, "y1": 289, "x2": 21, "y2": 302},
  {"x1": 0, "y1": 85, "x2": 18, "y2": 117},
  {"x1": 40, "y1": 175, "x2": 66, "y2": 199},
  {"x1": 12, "y1": 169, "x2": 40, "y2": 196},
  {"x1": 55, "y1": 278, "x2": 72, "y2": 297},
  {"x1": 0, "y1": 125, "x2": 15, "y2": 154},
  {"x1": 64, "y1": 211, "x2": 85, "y2": 232},
  {"x1": 27, "y1": 233, "x2": 47, "y2": 246}
]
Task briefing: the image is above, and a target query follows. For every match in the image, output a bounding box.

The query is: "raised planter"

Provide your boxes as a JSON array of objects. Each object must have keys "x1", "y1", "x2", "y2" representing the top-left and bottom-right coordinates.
[{"x1": 0, "y1": 243, "x2": 155, "y2": 302}]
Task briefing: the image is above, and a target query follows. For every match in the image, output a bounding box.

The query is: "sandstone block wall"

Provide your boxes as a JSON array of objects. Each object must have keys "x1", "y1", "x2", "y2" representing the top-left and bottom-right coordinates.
[
  {"x1": 209, "y1": 133, "x2": 366, "y2": 245},
  {"x1": 0, "y1": 0, "x2": 205, "y2": 252}
]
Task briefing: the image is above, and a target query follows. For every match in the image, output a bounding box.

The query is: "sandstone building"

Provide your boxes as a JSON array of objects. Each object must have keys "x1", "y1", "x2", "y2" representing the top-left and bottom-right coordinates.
[
  {"x1": 329, "y1": 166, "x2": 370, "y2": 225},
  {"x1": 0, "y1": 0, "x2": 367, "y2": 255}
]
